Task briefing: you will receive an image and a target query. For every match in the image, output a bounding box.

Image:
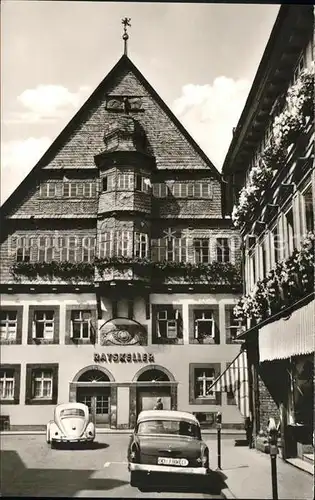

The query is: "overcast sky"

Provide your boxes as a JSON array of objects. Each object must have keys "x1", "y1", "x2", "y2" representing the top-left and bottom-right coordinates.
[{"x1": 1, "y1": 1, "x2": 280, "y2": 204}]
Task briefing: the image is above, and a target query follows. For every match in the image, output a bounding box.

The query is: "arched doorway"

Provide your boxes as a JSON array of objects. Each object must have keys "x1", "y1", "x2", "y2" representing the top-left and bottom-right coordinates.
[
  {"x1": 134, "y1": 366, "x2": 176, "y2": 417},
  {"x1": 74, "y1": 367, "x2": 113, "y2": 427}
]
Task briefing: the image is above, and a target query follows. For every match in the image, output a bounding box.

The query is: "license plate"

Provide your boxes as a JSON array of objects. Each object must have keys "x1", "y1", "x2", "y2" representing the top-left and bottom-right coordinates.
[{"x1": 158, "y1": 457, "x2": 188, "y2": 466}]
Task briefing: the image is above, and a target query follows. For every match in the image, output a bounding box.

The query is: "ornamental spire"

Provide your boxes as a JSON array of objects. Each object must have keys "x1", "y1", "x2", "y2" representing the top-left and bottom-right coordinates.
[{"x1": 122, "y1": 17, "x2": 131, "y2": 56}]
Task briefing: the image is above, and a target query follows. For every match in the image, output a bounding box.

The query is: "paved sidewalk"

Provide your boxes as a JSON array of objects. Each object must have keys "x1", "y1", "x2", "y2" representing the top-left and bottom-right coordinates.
[{"x1": 206, "y1": 438, "x2": 314, "y2": 499}]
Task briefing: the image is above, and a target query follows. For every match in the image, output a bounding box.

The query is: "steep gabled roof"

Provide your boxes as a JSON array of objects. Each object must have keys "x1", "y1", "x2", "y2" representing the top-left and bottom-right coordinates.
[{"x1": 1, "y1": 54, "x2": 221, "y2": 217}]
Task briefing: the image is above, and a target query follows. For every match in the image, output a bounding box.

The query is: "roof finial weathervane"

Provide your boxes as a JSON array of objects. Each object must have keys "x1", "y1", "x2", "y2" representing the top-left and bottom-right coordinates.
[{"x1": 122, "y1": 17, "x2": 131, "y2": 56}]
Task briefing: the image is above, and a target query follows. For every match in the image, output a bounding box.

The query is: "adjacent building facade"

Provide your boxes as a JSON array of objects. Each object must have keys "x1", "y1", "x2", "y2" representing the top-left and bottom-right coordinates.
[
  {"x1": 222, "y1": 5, "x2": 314, "y2": 464},
  {"x1": 0, "y1": 54, "x2": 243, "y2": 430}
]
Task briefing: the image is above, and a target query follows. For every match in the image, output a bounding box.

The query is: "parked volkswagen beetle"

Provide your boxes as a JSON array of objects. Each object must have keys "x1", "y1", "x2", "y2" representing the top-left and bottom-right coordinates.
[
  {"x1": 128, "y1": 410, "x2": 210, "y2": 488},
  {"x1": 46, "y1": 402, "x2": 95, "y2": 447}
]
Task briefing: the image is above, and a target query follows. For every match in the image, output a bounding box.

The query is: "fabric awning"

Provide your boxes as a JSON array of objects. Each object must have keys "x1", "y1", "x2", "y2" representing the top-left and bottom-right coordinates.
[
  {"x1": 208, "y1": 350, "x2": 250, "y2": 418},
  {"x1": 259, "y1": 299, "x2": 314, "y2": 362}
]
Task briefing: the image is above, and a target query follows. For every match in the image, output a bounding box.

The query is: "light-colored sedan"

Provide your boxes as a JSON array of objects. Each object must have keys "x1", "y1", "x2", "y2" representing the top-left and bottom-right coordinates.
[
  {"x1": 128, "y1": 410, "x2": 210, "y2": 488},
  {"x1": 46, "y1": 402, "x2": 95, "y2": 448}
]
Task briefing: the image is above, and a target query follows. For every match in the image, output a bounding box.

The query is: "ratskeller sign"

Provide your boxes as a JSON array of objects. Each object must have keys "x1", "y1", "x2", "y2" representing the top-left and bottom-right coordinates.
[{"x1": 94, "y1": 352, "x2": 155, "y2": 363}]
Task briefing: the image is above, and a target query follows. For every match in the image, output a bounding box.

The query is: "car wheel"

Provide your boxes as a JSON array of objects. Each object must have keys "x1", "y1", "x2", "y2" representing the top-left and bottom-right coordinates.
[{"x1": 130, "y1": 471, "x2": 142, "y2": 488}]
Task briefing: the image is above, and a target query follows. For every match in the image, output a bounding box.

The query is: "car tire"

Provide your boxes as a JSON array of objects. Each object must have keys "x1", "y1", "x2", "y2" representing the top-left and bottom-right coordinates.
[{"x1": 130, "y1": 471, "x2": 142, "y2": 488}]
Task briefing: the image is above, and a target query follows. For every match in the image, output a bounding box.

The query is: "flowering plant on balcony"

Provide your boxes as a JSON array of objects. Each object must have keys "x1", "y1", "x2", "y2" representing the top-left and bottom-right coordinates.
[
  {"x1": 10, "y1": 261, "x2": 94, "y2": 282},
  {"x1": 232, "y1": 62, "x2": 314, "y2": 229},
  {"x1": 233, "y1": 232, "x2": 315, "y2": 326}
]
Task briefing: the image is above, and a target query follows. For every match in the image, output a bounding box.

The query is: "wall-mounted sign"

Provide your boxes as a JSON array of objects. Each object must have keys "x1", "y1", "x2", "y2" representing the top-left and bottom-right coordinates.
[{"x1": 94, "y1": 352, "x2": 155, "y2": 363}]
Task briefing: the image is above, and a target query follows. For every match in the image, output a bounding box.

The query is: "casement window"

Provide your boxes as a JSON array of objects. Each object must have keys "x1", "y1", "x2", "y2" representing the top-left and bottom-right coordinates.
[
  {"x1": 156, "y1": 310, "x2": 179, "y2": 339},
  {"x1": 292, "y1": 54, "x2": 305, "y2": 84},
  {"x1": 83, "y1": 183, "x2": 96, "y2": 197},
  {"x1": 57, "y1": 236, "x2": 79, "y2": 262},
  {"x1": 151, "y1": 237, "x2": 187, "y2": 262},
  {"x1": 225, "y1": 307, "x2": 240, "y2": 343},
  {"x1": 25, "y1": 363, "x2": 58, "y2": 405},
  {"x1": 194, "y1": 368, "x2": 216, "y2": 399},
  {"x1": 249, "y1": 252, "x2": 256, "y2": 290},
  {"x1": 135, "y1": 174, "x2": 142, "y2": 191},
  {"x1": 99, "y1": 231, "x2": 113, "y2": 258},
  {"x1": 102, "y1": 175, "x2": 114, "y2": 192},
  {"x1": 193, "y1": 239, "x2": 210, "y2": 264},
  {"x1": 40, "y1": 182, "x2": 56, "y2": 197},
  {"x1": 114, "y1": 231, "x2": 131, "y2": 257},
  {"x1": 216, "y1": 238, "x2": 230, "y2": 263},
  {"x1": 117, "y1": 173, "x2": 133, "y2": 190},
  {"x1": 16, "y1": 237, "x2": 31, "y2": 262},
  {"x1": 194, "y1": 310, "x2": 215, "y2": 339},
  {"x1": 63, "y1": 182, "x2": 96, "y2": 197},
  {"x1": 33, "y1": 369, "x2": 53, "y2": 399},
  {"x1": 0, "y1": 311, "x2": 17, "y2": 342},
  {"x1": 260, "y1": 240, "x2": 267, "y2": 279},
  {"x1": 271, "y1": 225, "x2": 280, "y2": 266},
  {"x1": 0, "y1": 369, "x2": 15, "y2": 400},
  {"x1": 152, "y1": 183, "x2": 168, "y2": 198},
  {"x1": 134, "y1": 233, "x2": 148, "y2": 258},
  {"x1": 32, "y1": 310, "x2": 54, "y2": 340},
  {"x1": 82, "y1": 237, "x2": 95, "y2": 262},
  {"x1": 284, "y1": 208, "x2": 295, "y2": 257},
  {"x1": 38, "y1": 237, "x2": 54, "y2": 262},
  {"x1": 301, "y1": 185, "x2": 314, "y2": 235},
  {"x1": 70, "y1": 310, "x2": 91, "y2": 339}
]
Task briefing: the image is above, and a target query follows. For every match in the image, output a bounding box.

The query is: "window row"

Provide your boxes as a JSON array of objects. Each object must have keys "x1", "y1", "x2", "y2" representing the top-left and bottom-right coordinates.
[
  {"x1": 40, "y1": 182, "x2": 97, "y2": 198},
  {"x1": 0, "y1": 305, "x2": 240, "y2": 345},
  {"x1": 12, "y1": 234, "x2": 232, "y2": 264},
  {"x1": 152, "y1": 182, "x2": 213, "y2": 199},
  {"x1": 246, "y1": 183, "x2": 313, "y2": 290},
  {"x1": 102, "y1": 173, "x2": 151, "y2": 193},
  {"x1": 0, "y1": 363, "x2": 236, "y2": 406}
]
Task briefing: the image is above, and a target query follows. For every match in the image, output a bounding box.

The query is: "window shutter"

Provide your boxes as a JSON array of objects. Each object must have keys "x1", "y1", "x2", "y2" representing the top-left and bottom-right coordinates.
[{"x1": 32, "y1": 321, "x2": 36, "y2": 339}]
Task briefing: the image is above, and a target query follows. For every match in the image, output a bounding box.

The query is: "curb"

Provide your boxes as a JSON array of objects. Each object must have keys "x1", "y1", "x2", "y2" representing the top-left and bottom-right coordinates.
[{"x1": 222, "y1": 486, "x2": 237, "y2": 499}]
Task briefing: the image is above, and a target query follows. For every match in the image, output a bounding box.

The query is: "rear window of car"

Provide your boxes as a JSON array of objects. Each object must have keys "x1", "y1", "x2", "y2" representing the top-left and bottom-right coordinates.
[
  {"x1": 60, "y1": 409, "x2": 85, "y2": 418},
  {"x1": 137, "y1": 419, "x2": 201, "y2": 439}
]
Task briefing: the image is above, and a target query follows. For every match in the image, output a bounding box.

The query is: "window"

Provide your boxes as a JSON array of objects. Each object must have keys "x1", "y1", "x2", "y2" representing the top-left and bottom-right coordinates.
[
  {"x1": 260, "y1": 240, "x2": 267, "y2": 278},
  {"x1": 142, "y1": 177, "x2": 151, "y2": 193},
  {"x1": 32, "y1": 310, "x2": 54, "y2": 340},
  {"x1": 271, "y1": 225, "x2": 280, "y2": 265},
  {"x1": 82, "y1": 237, "x2": 95, "y2": 262},
  {"x1": 216, "y1": 238, "x2": 230, "y2": 262},
  {"x1": 195, "y1": 368, "x2": 216, "y2": 399},
  {"x1": 63, "y1": 183, "x2": 70, "y2": 197},
  {"x1": 225, "y1": 307, "x2": 240, "y2": 343},
  {"x1": 293, "y1": 54, "x2": 305, "y2": 84},
  {"x1": 152, "y1": 306, "x2": 183, "y2": 344},
  {"x1": 40, "y1": 182, "x2": 56, "y2": 197},
  {"x1": 0, "y1": 311, "x2": 17, "y2": 342},
  {"x1": 301, "y1": 185, "x2": 314, "y2": 234},
  {"x1": 157, "y1": 310, "x2": 178, "y2": 338},
  {"x1": 285, "y1": 208, "x2": 295, "y2": 256},
  {"x1": 0, "y1": 369, "x2": 15, "y2": 400},
  {"x1": 117, "y1": 173, "x2": 133, "y2": 190},
  {"x1": 194, "y1": 310, "x2": 215, "y2": 341},
  {"x1": 227, "y1": 391, "x2": 236, "y2": 405},
  {"x1": 71, "y1": 310, "x2": 91, "y2": 339},
  {"x1": 134, "y1": 233, "x2": 148, "y2": 258},
  {"x1": 152, "y1": 183, "x2": 168, "y2": 198},
  {"x1": 194, "y1": 239, "x2": 210, "y2": 264},
  {"x1": 249, "y1": 252, "x2": 256, "y2": 289},
  {"x1": 135, "y1": 173, "x2": 142, "y2": 191},
  {"x1": 16, "y1": 237, "x2": 30, "y2": 262},
  {"x1": 99, "y1": 232, "x2": 112, "y2": 258},
  {"x1": 33, "y1": 369, "x2": 53, "y2": 399},
  {"x1": 38, "y1": 237, "x2": 54, "y2": 262},
  {"x1": 114, "y1": 231, "x2": 131, "y2": 257},
  {"x1": 102, "y1": 177, "x2": 108, "y2": 191},
  {"x1": 151, "y1": 237, "x2": 187, "y2": 262}
]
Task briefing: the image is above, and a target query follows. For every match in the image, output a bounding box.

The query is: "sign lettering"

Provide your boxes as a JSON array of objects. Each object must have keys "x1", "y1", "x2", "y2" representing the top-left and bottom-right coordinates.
[{"x1": 94, "y1": 352, "x2": 155, "y2": 363}]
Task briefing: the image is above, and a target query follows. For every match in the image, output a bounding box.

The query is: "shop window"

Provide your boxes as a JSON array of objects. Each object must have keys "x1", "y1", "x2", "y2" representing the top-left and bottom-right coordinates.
[
  {"x1": 216, "y1": 238, "x2": 230, "y2": 263},
  {"x1": 152, "y1": 306, "x2": 183, "y2": 344},
  {"x1": 193, "y1": 239, "x2": 210, "y2": 264},
  {"x1": 28, "y1": 306, "x2": 59, "y2": 344},
  {"x1": 0, "y1": 365, "x2": 21, "y2": 404},
  {"x1": 189, "y1": 363, "x2": 221, "y2": 405},
  {"x1": 71, "y1": 310, "x2": 91, "y2": 339},
  {"x1": 25, "y1": 364, "x2": 58, "y2": 405}
]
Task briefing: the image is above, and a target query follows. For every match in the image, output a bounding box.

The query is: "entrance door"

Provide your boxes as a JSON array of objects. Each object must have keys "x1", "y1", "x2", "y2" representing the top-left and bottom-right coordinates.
[{"x1": 77, "y1": 388, "x2": 110, "y2": 427}]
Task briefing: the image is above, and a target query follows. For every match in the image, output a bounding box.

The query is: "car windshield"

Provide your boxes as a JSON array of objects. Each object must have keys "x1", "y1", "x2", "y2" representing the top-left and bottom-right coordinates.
[
  {"x1": 137, "y1": 419, "x2": 201, "y2": 439},
  {"x1": 60, "y1": 409, "x2": 85, "y2": 418}
]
